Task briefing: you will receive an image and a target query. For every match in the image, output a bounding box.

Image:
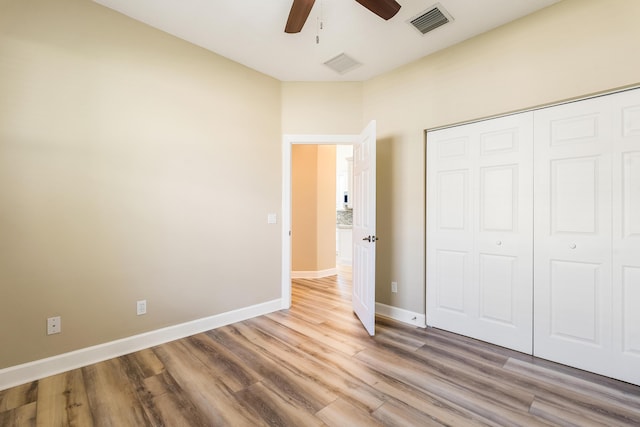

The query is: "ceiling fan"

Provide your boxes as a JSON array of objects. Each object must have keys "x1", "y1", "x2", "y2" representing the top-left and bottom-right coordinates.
[{"x1": 285, "y1": 0, "x2": 402, "y2": 33}]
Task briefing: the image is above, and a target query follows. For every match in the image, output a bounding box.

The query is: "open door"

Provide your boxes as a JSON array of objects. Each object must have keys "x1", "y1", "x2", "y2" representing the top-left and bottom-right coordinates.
[{"x1": 352, "y1": 120, "x2": 377, "y2": 336}]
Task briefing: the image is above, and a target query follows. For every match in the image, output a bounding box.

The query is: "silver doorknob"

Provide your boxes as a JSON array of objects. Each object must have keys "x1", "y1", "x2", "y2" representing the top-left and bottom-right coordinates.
[
  {"x1": 496, "y1": 241, "x2": 502, "y2": 246},
  {"x1": 570, "y1": 243, "x2": 577, "y2": 249}
]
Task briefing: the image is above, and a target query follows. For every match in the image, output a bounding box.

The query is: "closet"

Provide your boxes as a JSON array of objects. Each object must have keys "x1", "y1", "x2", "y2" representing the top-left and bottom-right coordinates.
[{"x1": 426, "y1": 88, "x2": 640, "y2": 385}]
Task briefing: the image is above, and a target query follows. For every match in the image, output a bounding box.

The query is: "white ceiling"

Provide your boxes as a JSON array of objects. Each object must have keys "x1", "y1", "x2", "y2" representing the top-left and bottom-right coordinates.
[{"x1": 93, "y1": 0, "x2": 560, "y2": 82}]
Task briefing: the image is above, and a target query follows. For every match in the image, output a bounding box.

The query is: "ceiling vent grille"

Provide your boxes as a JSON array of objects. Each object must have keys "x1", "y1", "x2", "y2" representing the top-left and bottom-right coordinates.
[
  {"x1": 323, "y1": 53, "x2": 362, "y2": 75},
  {"x1": 409, "y1": 3, "x2": 453, "y2": 35}
]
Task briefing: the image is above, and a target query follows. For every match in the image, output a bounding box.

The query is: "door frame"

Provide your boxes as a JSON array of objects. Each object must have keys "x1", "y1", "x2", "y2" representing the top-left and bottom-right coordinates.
[{"x1": 281, "y1": 133, "x2": 358, "y2": 309}]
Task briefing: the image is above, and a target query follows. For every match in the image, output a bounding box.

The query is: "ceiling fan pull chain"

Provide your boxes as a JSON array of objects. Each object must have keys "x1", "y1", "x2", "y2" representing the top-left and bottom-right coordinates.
[
  {"x1": 316, "y1": 0, "x2": 324, "y2": 45},
  {"x1": 315, "y1": 10, "x2": 322, "y2": 43}
]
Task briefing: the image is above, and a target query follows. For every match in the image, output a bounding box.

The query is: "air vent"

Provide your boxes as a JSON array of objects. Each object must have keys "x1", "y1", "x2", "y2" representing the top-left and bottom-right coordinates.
[
  {"x1": 323, "y1": 53, "x2": 362, "y2": 75},
  {"x1": 409, "y1": 3, "x2": 453, "y2": 35}
]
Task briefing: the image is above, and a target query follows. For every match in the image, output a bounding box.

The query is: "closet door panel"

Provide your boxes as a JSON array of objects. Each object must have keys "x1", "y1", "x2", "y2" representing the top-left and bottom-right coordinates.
[
  {"x1": 612, "y1": 89, "x2": 640, "y2": 385},
  {"x1": 427, "y1": 113, "x2": 533, "y2": 353},
  {"x1": 480, "y1": 165, "x2": 517, "y2": 232},
  {"x1": 427, "y1": 127, "x2": 475, "y2": 334},
  {"x1": 622, "y1": 152, "x2": 640, "y2": 236},
  {"x1": 474, "y1": 115, "x2": 533, "y2": 353},
  {"x1": 622, "y1": 266, "x2": 640, "y2": 353},
  {"x1": 437, "y1": 170, "x2": 468, "y2": 232},
  {"x1": 534, "y1": 95, "x2": 614, "y2": 377},
  {"x1": 435, "y1": 250, "x2": 468, "y2": 313},
  {"x1": 549, "y1": 260, "x2": 601, "y2": 344},
  {"x1": 478, "y1": 253, "x2": 517, "y2": 325},
  {"x1": 551, "y1": 157, "x2": 598, "y2": 234}
]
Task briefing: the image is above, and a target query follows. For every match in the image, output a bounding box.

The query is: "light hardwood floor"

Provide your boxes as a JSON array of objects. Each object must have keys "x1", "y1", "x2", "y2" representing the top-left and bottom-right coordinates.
[{"x1": 1, "y1": 269, "x2": 640, "y2": 426}]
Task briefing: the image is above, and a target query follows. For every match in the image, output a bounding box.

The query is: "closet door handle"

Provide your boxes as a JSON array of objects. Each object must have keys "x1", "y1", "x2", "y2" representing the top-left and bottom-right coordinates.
[
  {"x1": 496, "y1": 240, "x2": 502, "y2": 246},
  {"x1": 569, "y1": 243, "x2": 577, "y2": 249}
]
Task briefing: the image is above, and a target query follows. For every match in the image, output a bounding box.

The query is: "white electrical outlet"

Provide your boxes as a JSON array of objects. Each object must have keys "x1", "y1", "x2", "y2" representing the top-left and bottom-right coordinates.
[
  {"x1": 137, "y1": 300, "x2": 147, "y2": 316},
  {"x1": 47, "y1": 316, "x2": 61, "y2": 335},
  {"x1": 391, "y1": 282, "x2": 398, "y2": 293}
]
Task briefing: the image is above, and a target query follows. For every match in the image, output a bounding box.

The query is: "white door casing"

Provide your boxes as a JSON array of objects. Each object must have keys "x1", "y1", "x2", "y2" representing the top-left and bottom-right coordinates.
[
  {"x1": 352, "y1": 120, "x2": 377, "y2": 336},
  {"x1": 426, "y1": 113, "x2": 534, "y2": 353}
]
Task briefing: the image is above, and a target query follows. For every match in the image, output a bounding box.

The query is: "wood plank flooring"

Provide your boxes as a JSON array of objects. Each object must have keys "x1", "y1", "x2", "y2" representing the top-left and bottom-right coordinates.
[{"x1": 1, "y1": 269, "x2": 640, "y2": 426}]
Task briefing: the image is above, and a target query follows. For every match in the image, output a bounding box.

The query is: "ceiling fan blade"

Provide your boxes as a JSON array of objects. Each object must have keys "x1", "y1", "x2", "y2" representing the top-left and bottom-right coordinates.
[
  {"x1": 285, "y1": 0, "x2": 316, "y2": 33},
  {"x1": 355, "y1": 0, "x2": 401, "y2": 20}
]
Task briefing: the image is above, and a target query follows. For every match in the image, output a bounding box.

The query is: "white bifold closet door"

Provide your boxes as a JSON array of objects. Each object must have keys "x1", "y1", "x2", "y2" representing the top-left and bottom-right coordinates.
[
  {"x1": 534, "y1": 89, "x2": 640, "y2": 385},
  {"x1": 612, "y1": 90, "x2": 640, "y2": 385},
  {"x1": 426, "y1": 113, "x2": 534, "y2": 353}
]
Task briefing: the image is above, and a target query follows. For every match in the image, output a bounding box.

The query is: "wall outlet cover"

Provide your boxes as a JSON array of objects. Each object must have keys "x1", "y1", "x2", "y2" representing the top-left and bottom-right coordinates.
[{"x1": 47, "y1": 316, "x2": 61, "y2": 335}]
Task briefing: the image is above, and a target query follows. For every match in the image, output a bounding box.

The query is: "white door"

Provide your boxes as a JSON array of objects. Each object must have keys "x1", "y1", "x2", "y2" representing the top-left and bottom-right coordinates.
[
  {"x1": 612, "y1": 89, "x2": 640, "y2": 385},
  {"x1": 533, "y1": 95, "x2": 614, "y2": 377},
  {"x1": 534, "y1": 89, "x2": 640, "y2": 385},
  {"x1": 352, "y1": 120, "x2": 377, "y2": 336},
  {"x1": 426, "y1": 113, "x2": 534, "y2": 353}
]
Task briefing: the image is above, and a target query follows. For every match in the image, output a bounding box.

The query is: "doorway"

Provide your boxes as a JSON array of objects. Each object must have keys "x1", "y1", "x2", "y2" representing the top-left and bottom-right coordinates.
[
  {"x1": 281, "y1": 134, "x2": 357, "y2": 309},
  {"x1": 282, "y1": 121, "x2": 378, "y2": 335}
]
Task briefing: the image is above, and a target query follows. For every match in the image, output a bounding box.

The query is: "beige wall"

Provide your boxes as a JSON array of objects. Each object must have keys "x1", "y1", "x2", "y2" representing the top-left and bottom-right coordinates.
[
  {"x1": 316, "y1": 145, "x2": 338, "y2": 270},
  {"x1": 364, "y1": 0, "x2": 640, "y2": 313},
  {"x1": 0, "y1": 0, "x2": 281, "y2": 369},
  {"x1": 281, "y1": 82, "x2": 364, "y2": 134},
  {"x1": 291, "y1": 146, "x2": 318, "y2": 271},
  {"x1": 291, "y1": 145, "x2": 336, "y2": 272}
]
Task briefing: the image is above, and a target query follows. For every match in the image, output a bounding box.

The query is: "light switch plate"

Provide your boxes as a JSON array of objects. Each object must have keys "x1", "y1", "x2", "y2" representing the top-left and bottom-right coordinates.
[
  {"x1": 137, "y1": 300, "x2": 147, "y2": 316},
  {"x1": 267, "y1": 213, "x2": 277, "y2": 224}
]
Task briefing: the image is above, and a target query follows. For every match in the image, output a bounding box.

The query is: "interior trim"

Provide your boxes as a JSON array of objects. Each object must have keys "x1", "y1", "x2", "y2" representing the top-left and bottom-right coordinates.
[
  {"x1": 376, "y1": 302, "x2": 427, "y2": 327},
  {"x1": 291, "y1": 268, "x2": 338, "y2": 279},
  {"x1": 0, "y1": 299, "x2": 282, "y2": 392}
]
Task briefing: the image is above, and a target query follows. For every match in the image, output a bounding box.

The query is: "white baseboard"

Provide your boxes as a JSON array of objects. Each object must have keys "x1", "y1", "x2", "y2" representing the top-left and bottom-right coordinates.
[
  {"x1": 291, "y1": 268, "x2": 337, "y2": 279},
  {"x1": 0, "y1": 299, "x2": 282, "y2": 392},
  {"x1": 376, "y1": 303, "x2": 426, "y2": 328}
]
